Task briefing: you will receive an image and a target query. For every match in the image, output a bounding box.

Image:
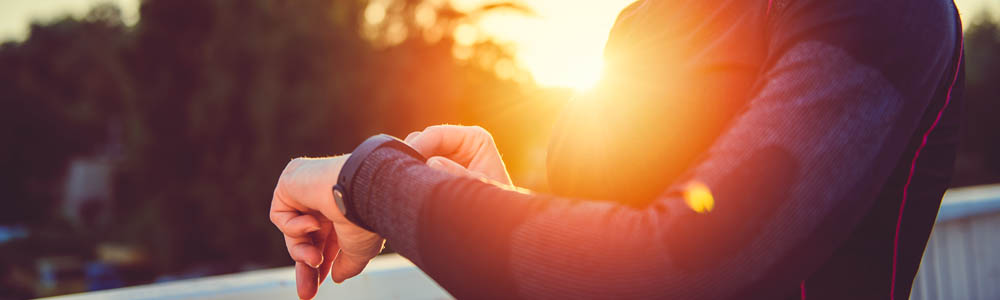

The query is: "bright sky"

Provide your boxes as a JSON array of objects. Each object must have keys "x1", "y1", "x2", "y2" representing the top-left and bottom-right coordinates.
[
  {"x1": 0, "y1": 0, "x2": 140, "y2": 41},
  {"x1": 1, "y1": 0, "x2": 997, "y2": 90}
]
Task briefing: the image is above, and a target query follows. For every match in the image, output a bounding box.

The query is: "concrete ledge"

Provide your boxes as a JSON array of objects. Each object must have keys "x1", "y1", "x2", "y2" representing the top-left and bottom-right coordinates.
[{"x1": 41, "y1": 254, "x2": 452, "y2": 300}]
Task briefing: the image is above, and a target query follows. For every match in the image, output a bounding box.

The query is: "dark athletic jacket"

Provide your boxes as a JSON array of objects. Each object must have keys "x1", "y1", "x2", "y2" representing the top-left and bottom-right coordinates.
[{"x1": 345, "y1": 0, "x2": 965, "y2": 298}]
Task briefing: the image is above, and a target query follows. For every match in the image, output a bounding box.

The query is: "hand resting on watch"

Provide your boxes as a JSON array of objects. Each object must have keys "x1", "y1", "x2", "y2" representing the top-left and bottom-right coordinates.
[{"x1": 268, "y1": 125, "x2": 509, "y2": 299}]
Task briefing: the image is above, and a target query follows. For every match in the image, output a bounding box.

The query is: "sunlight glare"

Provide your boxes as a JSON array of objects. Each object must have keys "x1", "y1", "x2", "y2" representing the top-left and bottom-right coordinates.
[{"x1": 457, "y1": 0, "x2": 635, "y2": 90}]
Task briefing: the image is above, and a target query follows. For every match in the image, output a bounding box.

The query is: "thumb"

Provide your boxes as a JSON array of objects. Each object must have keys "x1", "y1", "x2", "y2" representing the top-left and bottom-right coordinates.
[{"x1": 427, "y1": 156, "x2": 475, "y2": 177}]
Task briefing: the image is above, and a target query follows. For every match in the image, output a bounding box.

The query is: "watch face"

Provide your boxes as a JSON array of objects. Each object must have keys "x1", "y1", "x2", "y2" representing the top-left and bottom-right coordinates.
[{"x1": 333, "y1": 187, "x2": 347, "y2": 215}]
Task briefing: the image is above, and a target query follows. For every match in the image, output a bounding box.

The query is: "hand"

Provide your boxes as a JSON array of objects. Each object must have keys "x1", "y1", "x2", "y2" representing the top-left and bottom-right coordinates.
[
  {"x1": 269, "y1": 155, "x2": 385, "y2": 300},
  {"x1": 405, "y1": 125, "x2": 512, "y2": 186}
]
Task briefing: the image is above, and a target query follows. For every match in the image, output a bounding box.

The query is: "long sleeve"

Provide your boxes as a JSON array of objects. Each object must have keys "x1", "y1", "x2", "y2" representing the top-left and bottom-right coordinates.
[{"x1": 347, "y1": 0, "x2": 963, "y2": 299}]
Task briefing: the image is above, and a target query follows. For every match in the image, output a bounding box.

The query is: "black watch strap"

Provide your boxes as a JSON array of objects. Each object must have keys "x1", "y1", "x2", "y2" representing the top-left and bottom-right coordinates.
[{"x1": 333, "y1": 134, "x2": 426, "y2": 231}]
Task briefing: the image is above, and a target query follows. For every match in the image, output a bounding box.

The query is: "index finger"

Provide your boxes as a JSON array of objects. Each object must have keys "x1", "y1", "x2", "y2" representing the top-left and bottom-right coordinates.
[
  {"x1": 408, "y1": 125, "x2": 480, "y2": 165},
  {"x1": 296, "y1": 261, "x2": 319, "y2": 300},
  {"x1": 269, "y1": 188, "x2": 321, "y2": 236},
  {"x1": 273, "y1": 212, "x2": 321, "y2": 238}
]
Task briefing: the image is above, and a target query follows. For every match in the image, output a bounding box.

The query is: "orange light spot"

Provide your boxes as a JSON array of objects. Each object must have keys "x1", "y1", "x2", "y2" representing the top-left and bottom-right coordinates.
[{"x1": 683, "y1": 181, "x2": 714, "y2": 214}]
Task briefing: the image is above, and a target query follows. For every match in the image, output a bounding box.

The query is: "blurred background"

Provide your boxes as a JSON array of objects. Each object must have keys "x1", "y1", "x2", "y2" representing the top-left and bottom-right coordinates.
[{"x1": 0, "y1": 0, "x2": 997, "y2": 298}]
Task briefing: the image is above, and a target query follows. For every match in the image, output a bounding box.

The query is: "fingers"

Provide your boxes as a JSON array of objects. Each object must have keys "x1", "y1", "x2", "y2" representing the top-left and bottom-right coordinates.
[
  {"x1": 270, "y1": 190, "x2": 321, "y2": 236},
  {"x1": 274, "y1": 192, "x2": 324, "y2": 268},
  {"x1": 286, "y1": 235, "x2": 323, "y2": 268},
  {"x1": 408, "y1": 125, "x2": 487, "y2": 165},
  {"x1": 269, "y1": 192, "x2": 299, "y2": 231},
  {"x1": 288, "y1": 226, "x2": 330, "y2": 299},
  {"x1": 408, "y1": 126, "x2": 512, "y2": 185},
  {"x1": 316, "y1": 226, "x2": 339, "y2": 286},
  {"x1": 331, "y1": 251, "x2": 372, "y2": 283},
  {"x1": 293, "y1": 222, "x2": 340, "y2": 300},
  {"x1": 427, "y1": 156, "x2": 474, "y2": 177},
  {"x1": 426, "y1": 156, "x2": 493, "y2": 182},
  {"x1": 296, "y1": 261, "x2": 319, "y2": 300},
  {"x1": 284, "y1": 214, "x2": 322, "y2": 237},
  {"x1": 404, "y1": 131, "x2": 421, "y2": 144}
]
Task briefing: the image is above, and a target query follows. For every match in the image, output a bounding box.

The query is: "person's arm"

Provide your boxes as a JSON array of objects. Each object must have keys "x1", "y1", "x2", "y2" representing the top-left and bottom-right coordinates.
[{"x1": 346, "y1": 6, "x2": 961, "y2": 300}]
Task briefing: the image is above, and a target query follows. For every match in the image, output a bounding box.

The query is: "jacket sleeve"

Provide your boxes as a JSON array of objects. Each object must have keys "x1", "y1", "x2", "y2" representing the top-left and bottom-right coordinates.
[{"x1": 347, "y1": 1, "x2": 961, "y2": 299}]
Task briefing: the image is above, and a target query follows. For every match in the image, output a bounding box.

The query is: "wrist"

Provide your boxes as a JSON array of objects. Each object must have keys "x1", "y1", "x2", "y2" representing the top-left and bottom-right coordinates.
[
  {"x1": 334, "y1": 134, "x2": 426, "y2": 231},
  {"x1": 319, "y1": 154, "x2": 350, "y2": 221}
]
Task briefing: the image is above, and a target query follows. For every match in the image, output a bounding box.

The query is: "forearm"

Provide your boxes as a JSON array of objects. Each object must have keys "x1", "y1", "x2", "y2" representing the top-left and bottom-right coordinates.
[
  {"x1": 348, "y1": 146, "x2": 819, "y2": 299},
  {"x1": 349, "y1": 147, "x2": 686, "y2": 298}
]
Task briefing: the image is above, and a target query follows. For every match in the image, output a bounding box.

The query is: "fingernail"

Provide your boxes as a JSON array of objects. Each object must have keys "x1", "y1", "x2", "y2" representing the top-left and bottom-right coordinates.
[
  {"x1": 428, "y1": 160, "x2": 442, "y2": 168},
  {"x1": 306, "y1": 226, "x2": 320, "y2": 233}
]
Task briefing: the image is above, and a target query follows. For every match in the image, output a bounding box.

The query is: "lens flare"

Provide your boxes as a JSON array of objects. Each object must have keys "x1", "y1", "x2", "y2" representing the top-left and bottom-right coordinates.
[{"x1": 683, "y1": 181, "x2": 714, "y2": 214}]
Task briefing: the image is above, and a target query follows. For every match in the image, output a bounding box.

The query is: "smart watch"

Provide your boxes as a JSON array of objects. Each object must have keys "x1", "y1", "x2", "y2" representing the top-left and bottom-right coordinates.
[{"x1": 333, "y1": 134, "x2": 426, "y2": 231}]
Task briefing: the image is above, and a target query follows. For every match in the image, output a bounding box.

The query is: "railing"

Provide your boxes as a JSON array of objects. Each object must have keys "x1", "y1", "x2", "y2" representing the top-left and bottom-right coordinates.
[
  {"x1": 42, "y1": 184, "x2": 1000, "y2": 300},
  {"x1": 42, "y1": 254, "x2": 451, "y2": 300},
  {"x1": 910, "y1": 184, "x2": 1000, "y2": 300}
]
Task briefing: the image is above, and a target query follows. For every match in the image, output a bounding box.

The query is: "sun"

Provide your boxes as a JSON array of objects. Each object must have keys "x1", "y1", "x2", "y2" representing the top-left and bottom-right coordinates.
[
  {"x1": 568, "y1": 61, "x2": 604, "y2": 92},
  {"x1": 528, "y1": 55, "x2": 604, "y2": 92},
  {"x1": 467, "y1": 0, "x2": 635, "y2": 91}
]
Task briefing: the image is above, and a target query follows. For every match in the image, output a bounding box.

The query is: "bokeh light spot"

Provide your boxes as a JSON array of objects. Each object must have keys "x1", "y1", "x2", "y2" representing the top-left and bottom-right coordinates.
[
  {"x1": 454, "y1": 23, "x2": 478, "y2": 46},
  {"x1": 364, "y1": 1, "x2": 386, "y2": 25},
  {"x1": 684, "y1": 181, "x2": 715, "y2": 214}
]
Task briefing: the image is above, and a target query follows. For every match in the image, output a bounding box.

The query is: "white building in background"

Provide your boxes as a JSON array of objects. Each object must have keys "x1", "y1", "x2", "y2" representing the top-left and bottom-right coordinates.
[
  {"x1": 61, "y1": 122, "x2": 123, "y2": 229},
  {"x1": 61, "y1": 157, "x2": 113, "y2": 228}
]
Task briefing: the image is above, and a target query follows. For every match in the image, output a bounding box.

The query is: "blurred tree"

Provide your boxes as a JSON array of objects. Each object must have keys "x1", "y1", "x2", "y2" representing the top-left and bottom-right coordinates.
[
  {"x1": 954, "y1": 14, "x2": 1000, "y2": 186},
  {"x1": 113, "y1": 0, "x2": 374, "y2": 271},
  {"x1": 0, "y1": 0, "x2": 560, "y2": 283},
  {"x1": 103, "y1": 0, "x2": 562, "y2": 274},
  {"x1": 0, "y1": 3, "x2": 131, "y2": 225}
]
